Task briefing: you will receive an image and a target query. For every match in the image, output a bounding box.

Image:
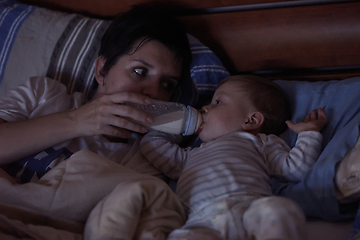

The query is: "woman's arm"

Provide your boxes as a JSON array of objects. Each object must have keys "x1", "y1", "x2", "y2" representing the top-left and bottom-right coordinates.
[
  {"x1": 0, "y1": 78, "x2": 154, "y2": 165},
  {"x1": 0, "y1": 113, "x2": 79, "y2": 165}
]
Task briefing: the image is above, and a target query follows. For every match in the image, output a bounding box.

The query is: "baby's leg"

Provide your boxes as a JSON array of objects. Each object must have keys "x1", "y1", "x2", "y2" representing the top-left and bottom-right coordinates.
[
  {"x1": 168, "y1": 198, "x2": 245, "y2": 240},
  {"x1": 243, "y1": 196, "x2": 306, "y2": 240}
]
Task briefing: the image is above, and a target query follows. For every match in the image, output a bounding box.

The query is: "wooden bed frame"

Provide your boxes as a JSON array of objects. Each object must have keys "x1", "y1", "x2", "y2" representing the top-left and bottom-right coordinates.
[{"x1": 21, "y1": 0, "x2": 360, "y2": 80}]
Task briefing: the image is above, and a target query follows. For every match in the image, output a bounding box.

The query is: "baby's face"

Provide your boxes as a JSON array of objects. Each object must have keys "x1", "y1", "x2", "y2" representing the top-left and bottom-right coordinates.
[{"x1": 198, "y1": 81, "x2": 256, "y2": 142}]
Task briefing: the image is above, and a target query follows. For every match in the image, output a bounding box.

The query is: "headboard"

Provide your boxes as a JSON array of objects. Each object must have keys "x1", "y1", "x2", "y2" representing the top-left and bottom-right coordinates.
[{"x1": 20, "y1": 0, "x2": 360, "y2": 81}]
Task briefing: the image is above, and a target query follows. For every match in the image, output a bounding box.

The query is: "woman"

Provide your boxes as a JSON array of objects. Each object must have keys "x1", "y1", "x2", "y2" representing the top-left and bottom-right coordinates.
[{"x1": 0, "y1": 4, "x2": 192, "y2": 183}]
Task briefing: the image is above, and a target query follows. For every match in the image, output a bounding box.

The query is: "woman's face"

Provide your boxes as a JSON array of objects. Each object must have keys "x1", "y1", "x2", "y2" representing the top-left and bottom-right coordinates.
[{"x1": 94, "y1": 40, "x2": 182, "y2": 101}]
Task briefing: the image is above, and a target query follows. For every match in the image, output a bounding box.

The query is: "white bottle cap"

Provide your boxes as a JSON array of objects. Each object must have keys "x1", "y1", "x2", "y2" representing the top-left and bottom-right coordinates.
[{"x1": 183, "y1": 106, "x2": 201, "y2": 135}]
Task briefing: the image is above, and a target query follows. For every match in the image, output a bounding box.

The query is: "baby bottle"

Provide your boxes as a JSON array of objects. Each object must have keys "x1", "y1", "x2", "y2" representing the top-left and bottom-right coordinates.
[{"x1": 126, "y1": 100, "x2": 202, "y2": 135}]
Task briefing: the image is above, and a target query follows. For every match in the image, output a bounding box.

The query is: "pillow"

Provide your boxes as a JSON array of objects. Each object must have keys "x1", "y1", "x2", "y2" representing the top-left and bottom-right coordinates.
[
  {"x1": 273, "y1": 77, "x2": 360, "y2": 221},
  {"x1": 0, "y1": 0, "x2": 229, "y2": 108},
  {"x1": 174, "y1": 34, "x2": 230, "y2": 109}
]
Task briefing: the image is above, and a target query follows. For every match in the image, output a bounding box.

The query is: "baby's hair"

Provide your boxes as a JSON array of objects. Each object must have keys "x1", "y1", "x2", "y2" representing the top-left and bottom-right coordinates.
[{"x1": 219, "y1": 75, "x2": 291, "y2": 135}]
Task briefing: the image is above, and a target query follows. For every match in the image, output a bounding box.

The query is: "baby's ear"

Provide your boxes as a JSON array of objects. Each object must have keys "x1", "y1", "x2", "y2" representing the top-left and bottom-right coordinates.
[
  {"x1": 94, "y1": 56, "x2": 106, "y2": 85},
  {"x1": 243, "y1": 111, "x2": 264, "y2": 131}
]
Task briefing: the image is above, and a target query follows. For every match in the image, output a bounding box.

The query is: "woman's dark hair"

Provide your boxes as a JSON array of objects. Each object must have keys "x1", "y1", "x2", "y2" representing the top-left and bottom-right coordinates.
[
  {"x1": 98, "y1": 4, "x2": 192, "y2": 83},
  {"x1": 219, "y1": 75, "x2": 291, "y2": 136}
]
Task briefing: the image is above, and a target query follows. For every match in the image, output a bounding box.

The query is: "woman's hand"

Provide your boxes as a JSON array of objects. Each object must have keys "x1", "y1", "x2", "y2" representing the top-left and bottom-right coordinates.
[
  {"x1": 285, "y1": 108, "x2": 328, "y2": 134},
  {"x1": 69, "y1": 92, "x2": 154, "y2": 139},
  {"x1": 0, "y1": 92, "x2": 155, "y2": 165}
]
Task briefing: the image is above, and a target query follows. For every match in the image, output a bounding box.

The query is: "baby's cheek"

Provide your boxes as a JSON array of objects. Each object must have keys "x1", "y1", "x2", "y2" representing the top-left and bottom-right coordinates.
[{"x1": 217, "y1": 117, "x2": 232, "y2": 129}]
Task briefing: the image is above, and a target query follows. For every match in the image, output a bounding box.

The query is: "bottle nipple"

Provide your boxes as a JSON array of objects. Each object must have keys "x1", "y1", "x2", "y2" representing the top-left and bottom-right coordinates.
[{"x1": 195, "y1": 112, "x2": 203, "y2": 133}]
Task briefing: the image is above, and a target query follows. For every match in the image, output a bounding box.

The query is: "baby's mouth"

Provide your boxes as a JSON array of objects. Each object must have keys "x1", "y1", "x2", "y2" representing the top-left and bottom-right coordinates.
[{"x1": 196, "y1": 123, "x2": 203, "y2": 134}]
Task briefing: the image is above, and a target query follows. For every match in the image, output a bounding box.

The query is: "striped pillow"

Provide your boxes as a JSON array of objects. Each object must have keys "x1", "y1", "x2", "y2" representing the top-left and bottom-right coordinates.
[
  {"x1": 0, "y1": 0, "x2": 229, "y2": 108},
  {"x1": 46, "y1": 15, "x2": 109, "y2": 98},
  {"x1": 0, "y1": 0, "x2": 34, "y2": 88}
]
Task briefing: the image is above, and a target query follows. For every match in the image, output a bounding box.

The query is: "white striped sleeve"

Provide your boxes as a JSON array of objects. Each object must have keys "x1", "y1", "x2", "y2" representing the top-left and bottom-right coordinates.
[
  {"x1": 263, "y1": 131, "x2": 323, "y2": 182},
  {"x1": 140, "y1": 131, "x2": 190, "y2": 179}
]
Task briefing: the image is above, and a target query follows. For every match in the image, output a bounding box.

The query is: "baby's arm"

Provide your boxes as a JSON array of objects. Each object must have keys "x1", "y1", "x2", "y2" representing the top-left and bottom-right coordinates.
[
  {"x1": 285, "y1": 108, "x2": 328, "y2": 133},
  {"x1": 140, "y1": 131, "x2": 190, "y2": 179},
  {"x1": 267, "y1": 108, "x2": 328, "y2": 181}
]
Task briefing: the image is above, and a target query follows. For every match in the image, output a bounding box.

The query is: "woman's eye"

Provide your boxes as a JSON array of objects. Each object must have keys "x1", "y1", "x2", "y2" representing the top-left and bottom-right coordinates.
[
  {"x1": 215, "y1": 100, "x2": 221, "y2": 105},
  {"x1": 162, "y1": 80, "x2": 178, "y2": 92},
  {"x1": 134, "y1": 68, "x2": 146, "y2": 76}
]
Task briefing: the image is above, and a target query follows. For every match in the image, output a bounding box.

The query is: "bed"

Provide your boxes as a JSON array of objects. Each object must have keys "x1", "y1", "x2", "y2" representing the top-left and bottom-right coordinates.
[{"x1": 0, "y1": 0, "x2": 360, "y2": 239}]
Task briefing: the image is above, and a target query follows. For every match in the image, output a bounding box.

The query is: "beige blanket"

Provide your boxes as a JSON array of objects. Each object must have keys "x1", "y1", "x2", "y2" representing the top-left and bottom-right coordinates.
[{"x1": 0, "y1": 150, "x2": 186, "y2": 240}]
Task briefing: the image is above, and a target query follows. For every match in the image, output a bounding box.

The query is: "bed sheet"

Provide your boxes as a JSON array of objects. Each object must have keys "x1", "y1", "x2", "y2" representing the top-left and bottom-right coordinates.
[{"x1": 0, "y1": 149, "x2": 354, "y2": 240}]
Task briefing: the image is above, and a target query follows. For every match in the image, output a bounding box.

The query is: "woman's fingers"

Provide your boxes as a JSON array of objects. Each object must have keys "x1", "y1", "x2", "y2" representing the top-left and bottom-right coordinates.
[
  {"x1": 104, "y1": 93, "x2": 155, "y2": 125},
  {"x1": 97, "y1": 101, "x2": 152, "y2": 126},
  {"x1": 108, "y1": 92, "x2": 152, "y2": 106},
  {"x1": 71, "y1": 92, "x2": 156, "y2": 138},
  {"x1": 103, "y1": 112, "x2": 150, "y2": 134}
]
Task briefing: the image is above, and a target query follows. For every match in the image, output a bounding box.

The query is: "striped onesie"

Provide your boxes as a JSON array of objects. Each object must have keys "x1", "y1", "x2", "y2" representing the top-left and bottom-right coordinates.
[{"x1": 140, "y1": 130, "x2": 323, "y2": 240}]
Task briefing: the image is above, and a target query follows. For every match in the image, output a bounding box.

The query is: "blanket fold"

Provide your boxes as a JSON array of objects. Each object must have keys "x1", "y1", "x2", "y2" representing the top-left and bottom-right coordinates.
[{"x1": 0, "y1": 149, "x2": 186, "y2": 239}]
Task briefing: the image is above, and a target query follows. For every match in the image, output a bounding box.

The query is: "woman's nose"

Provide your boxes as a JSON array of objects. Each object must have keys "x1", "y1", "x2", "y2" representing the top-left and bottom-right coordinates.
[{"x1": 142, "y1": 85, "x2": 159, "y2": 99}]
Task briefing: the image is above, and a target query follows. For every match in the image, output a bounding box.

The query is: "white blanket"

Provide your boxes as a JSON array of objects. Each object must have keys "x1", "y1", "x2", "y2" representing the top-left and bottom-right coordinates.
[{"x1": 0, "y1": 150, "x2": 186, "y2": 240}]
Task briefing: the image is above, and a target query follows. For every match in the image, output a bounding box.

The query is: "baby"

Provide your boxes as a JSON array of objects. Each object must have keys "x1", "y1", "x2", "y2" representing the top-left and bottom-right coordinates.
[{"x1": 141, "y1": 75, "x2": 328, "y2": 240}]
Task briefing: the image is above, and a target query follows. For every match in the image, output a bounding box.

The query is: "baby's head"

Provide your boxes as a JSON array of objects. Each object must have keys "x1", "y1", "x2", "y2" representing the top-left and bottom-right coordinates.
[{"x1": 198, "y1": 75, "x2": 290, "y2": 142}]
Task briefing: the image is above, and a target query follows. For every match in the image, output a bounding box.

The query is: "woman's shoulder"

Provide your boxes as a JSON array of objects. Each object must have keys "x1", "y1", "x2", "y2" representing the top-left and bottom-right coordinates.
[
  {"x1": 27, "y1": 76, "x2": 67, "y2": 93},
  {"x1": 0, "y1": 76, "x2": 86, "y2": 121},
  {"x1": 25, "y1": 76, "x2": 85, "y2": 102}
]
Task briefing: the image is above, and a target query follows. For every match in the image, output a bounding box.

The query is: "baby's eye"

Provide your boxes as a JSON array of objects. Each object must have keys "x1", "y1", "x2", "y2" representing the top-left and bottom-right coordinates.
[
  {"x1": 134, "y1": 68, "x2": 147, "y2": 76},
  {"x1": 215, "y1": 100, "x2": 221, "y2": 105}
]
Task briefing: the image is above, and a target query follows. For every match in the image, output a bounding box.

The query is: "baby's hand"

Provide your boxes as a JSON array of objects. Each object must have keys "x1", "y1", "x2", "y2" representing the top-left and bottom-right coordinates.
[{"x1": 285, "y1": 108, "x2": 328, "y2": 134}]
